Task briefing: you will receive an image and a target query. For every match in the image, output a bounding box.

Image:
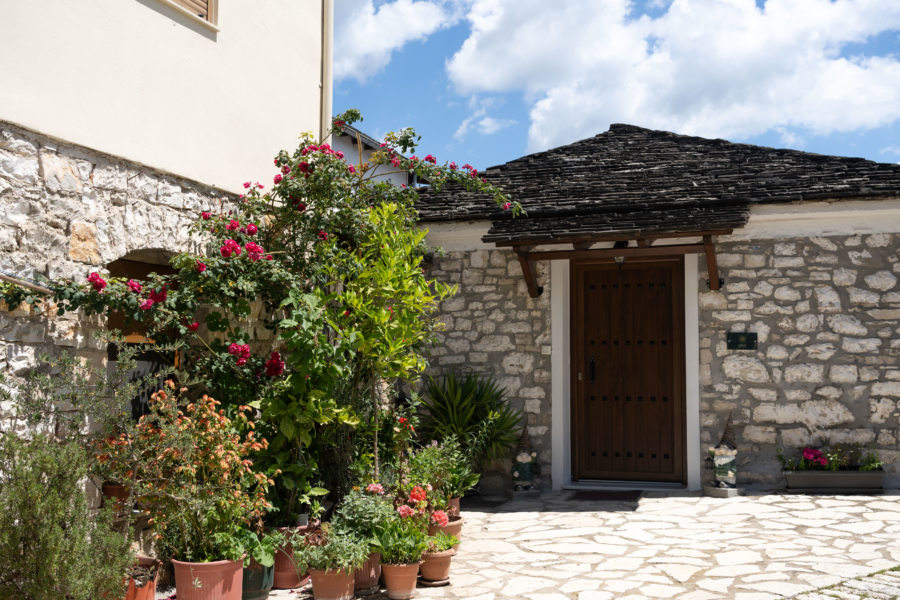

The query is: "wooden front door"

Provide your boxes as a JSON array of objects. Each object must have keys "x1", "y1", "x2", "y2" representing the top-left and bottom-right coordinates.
[{"x1": 571, "y1": 257, "x2": 686, "y2": 482}]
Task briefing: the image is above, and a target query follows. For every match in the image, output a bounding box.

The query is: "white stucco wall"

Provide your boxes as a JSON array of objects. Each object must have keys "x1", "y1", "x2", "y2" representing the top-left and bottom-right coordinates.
[
  {"x1": 332, "y1": 133, "x2": 411, "y2": 188},
  {"x1": 0, "y1": 0, "x2": 330, "y2": 194}
]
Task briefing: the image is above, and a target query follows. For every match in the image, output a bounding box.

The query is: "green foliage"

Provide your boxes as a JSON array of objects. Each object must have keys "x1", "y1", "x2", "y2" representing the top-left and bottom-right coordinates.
[
  {"x1": 234, "y1": 528, "x2": 285, "y2": 568},
  {"x1": 294, "y1": 524, "x2": 370, "y2": 574},
  {"x1": 427, "y1": 531, "x2": 459, "y2": 553},
  {"x1": 408, "y1": 437, "x2": 479, "y2": 503},
  {"x1": 0, "y1": 111, "x2": 519, "y2": 524},
  {"x1": 332, "y1": 488, "x2": 395, "y2": 545},
  {"x1": 371, "y1": 514, "x2": 430, "y2": 565},
  {"x1": 95, "y1": 385, "x2": 273, "y2": 562},
  {"x1": 422, "y1": 372, "x2": 523, "y2": 467},
  {"x1": 0, "y1": 434, "x2": 132, "y2": 600}
]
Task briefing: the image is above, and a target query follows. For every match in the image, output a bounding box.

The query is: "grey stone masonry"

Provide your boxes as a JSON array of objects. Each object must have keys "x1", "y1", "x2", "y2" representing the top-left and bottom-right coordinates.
[
  {"x1": 699, "y1": 233, "x2": 900, "y2": 487},
  {"x1": 426, "y1": 248, "x2": 553, "y2": 489},
  {"x1": 0, "y1": 120, "x2": 228, "y2": 380}
]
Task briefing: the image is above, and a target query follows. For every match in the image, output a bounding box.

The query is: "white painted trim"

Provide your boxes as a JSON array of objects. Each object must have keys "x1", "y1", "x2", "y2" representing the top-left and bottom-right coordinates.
[
  {"x1": 733, "y1": 199, "x2": 900, "y2": 240},
  {"x1": 684, "y1": 256, "x2": 701, "y2": 491},
  {"x1": 550, "y1": 260, "x2": 571, "y2": 490},
  {"x1": 423, "y1": 221, "x2": 493, "y2": 251}
]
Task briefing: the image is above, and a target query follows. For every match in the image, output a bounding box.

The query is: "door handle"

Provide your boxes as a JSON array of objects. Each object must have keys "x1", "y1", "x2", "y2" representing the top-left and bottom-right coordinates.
[{"x1": 589, "y1": 356, "x2": 596, "y2": 383}]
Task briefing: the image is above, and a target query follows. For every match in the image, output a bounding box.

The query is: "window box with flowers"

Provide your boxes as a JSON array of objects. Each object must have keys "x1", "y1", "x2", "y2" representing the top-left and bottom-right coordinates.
[{"x1": 777, "y1": 444, "x2": 884, "y2": 493}]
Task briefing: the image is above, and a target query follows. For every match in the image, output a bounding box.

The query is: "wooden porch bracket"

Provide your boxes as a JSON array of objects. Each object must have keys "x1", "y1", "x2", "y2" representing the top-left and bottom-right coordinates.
[
  {"x1": 515, "y1": 248, "x2": 543, "y2": 298},
  {"x1": 703, "y1": 235, "x2": 723, "y2": 291}
]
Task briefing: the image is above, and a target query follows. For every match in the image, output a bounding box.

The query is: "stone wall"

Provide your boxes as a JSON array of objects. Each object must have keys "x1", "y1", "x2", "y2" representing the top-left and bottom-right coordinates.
[
  {"x1": 699, "y1": 233, "x2": 900, "y2": 486},
  {"x1": 426, "y1": 248, "x2": 553, "y2": 489},
  {"x1": 0, "y1": 120, "x2": 227, "y2": 379}
]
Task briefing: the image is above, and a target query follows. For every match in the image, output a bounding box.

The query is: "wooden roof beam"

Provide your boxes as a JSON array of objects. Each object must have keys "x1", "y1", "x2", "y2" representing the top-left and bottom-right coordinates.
[
  {"x1": 514, "y1": 248, "x2": 543, "y2": 298},
  {"x1": 703, "y1": 235, "x2": 723, "y2": 291}
]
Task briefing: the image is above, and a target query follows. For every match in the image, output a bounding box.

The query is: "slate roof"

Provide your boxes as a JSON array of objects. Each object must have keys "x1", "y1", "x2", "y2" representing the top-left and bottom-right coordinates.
[{"x1": 416, "y1": 124, "x2": 900, "y2": 244}]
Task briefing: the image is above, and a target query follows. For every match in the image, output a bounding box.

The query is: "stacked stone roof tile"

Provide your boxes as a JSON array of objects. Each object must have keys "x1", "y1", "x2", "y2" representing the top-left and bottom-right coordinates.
[{"x1": 416, "y1": 124, "x2": 900, "y2": 243}]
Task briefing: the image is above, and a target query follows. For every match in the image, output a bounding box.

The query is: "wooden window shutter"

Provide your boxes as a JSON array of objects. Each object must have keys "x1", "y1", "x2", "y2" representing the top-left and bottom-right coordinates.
[{"x1": 171, "y1": 0, "x2": 218, "y2": 25}]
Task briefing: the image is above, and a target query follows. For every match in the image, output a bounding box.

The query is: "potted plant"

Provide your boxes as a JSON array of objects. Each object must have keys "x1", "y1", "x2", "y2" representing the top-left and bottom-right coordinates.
[
  {"x1": 237, "y1": 527, "x2": 284, "y2": 600},
  {"x1": 419, "y1": 532, "x2": 459, "y2": 585},
  {"x1": 331, "y1": 484, "x2": 396, "y2": 591},
  {"x1": 408, "y1": 438, "x2": 479, "y2": 517},
  {"x1": 372, "y1": 492, "x2": 431, "y2": 600},
  {"x1": 121, "y1": 556, "x2": 162, "y2": 600},
  {"x1": 294, "y1": 524, "x2": 370, "y2": 600},
  {"x1": 100, "y1": 383, "x2": 273, "y2": 600},
  {"x1": 778, "y1": 444, "x2": 884, "y2": 492},
  {"x1": 268, "y1": 493, "x2": 325, "y2": 589}
]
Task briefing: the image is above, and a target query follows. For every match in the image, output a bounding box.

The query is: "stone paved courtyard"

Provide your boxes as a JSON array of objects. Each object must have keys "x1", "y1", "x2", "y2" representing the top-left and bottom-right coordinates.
[{"x1": 261, "y1": 490, "x2": 900, "y2": 600}]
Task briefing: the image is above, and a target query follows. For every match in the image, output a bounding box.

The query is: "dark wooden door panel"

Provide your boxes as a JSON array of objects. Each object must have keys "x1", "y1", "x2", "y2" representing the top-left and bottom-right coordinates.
[{"x1": 571, "y1": 258, "x2": 685, "y2": 482}]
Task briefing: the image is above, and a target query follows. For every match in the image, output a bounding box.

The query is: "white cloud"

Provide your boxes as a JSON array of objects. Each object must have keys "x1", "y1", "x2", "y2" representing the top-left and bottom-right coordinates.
[
  {"x1": 445, "y1": 0, "x2": 900, "y2": 153},
  {"x1": 334, "y1": 0, "x2": 466, "y2": 82},
  {"x1": 477, "y1": 116, "x2": 516, "y2": 135}
]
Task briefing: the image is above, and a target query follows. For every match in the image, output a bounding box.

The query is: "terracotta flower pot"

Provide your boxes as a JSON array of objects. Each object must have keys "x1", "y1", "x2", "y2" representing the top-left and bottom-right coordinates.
[
  {"x1": 241, "y1": 558, "x2": 274, "y2": 600},
  {"x1": 381, "y1": 562, "x2": 422, "y2": 600},
  {"x1": 447, "y1": 496, "x2": 461, "y2": 517},
  {"x1": 420, "y1": 548, "x2": 455, "y2": 582},
  {"x1": 309, "y1": 568, "x2": 354, "y2": 600},
  {"x1": 354, "y1": 551, "x2": 381, "y2": 591},
  {"x1": 121, "y1": 556, "x2": 161, "y2": 600},
  {"x1": 271, "y1": 523, "x2": 316, "y2": 589},
  {"x1": 171, "y1": 558, "x2": 243, "y2": 600},
  {"x1": 428, "y1": 515, "x2": 463, "y2": 539}
]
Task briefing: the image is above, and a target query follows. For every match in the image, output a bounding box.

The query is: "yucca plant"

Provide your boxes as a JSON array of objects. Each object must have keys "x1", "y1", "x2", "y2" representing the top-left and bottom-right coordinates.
[{"x1": 421, "y1": 372, "x2": 522, "y2": 468}]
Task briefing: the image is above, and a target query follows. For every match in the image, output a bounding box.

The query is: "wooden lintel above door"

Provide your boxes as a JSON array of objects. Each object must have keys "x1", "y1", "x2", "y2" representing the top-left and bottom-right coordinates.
[{"x1": 509, "y1": 230, "x2": 730, "y2": 298}]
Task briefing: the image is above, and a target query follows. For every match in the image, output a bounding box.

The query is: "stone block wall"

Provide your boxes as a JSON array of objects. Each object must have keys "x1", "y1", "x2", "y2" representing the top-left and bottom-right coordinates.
[
  {"x1": 0, "y1": 120, "x2": 226, "y2": 382},
  {"x1": 699, "y1": 233, "x2": 900, "y2": 486},
  {"x1": 426, "y1": 249, "x2": 553, "y2": 488}
]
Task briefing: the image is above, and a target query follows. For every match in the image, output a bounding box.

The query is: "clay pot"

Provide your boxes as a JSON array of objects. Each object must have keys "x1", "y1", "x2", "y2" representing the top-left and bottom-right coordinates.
[
  {"x1": 309, "y1": 568, "x2": 354, "y2": 600},
  {"x1": 447, "y1": 496, "x2": 461, "y2": 517},
  {"x1": 420, "y1": 548, "x2": 455, "y2": 582},
  {"x1": 241, "y1": 559, "x2": 274, "y2": 600},
  {"x1": 428, "y1": 515, "x2": 464, "y2": 539},
  {"x1": 171, "y1": 558, "x2": 242, "y2": 600},
  {"x1": 121, "y1": 556, "x2": 161, "y2": 600},
  {"x1": 271, "y1": 523, "x2": 316, "y2": 589},
  {"x1": 381, "y1": 562, "x2": 422, "y2": 600},
  {"x1": 353, "y1": 551, "x2": 381, "y2": 591}
]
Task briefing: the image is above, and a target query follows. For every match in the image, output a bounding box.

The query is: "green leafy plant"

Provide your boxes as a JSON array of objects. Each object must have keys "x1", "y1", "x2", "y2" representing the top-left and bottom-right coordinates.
[
  {"x1": 422, "y1": 372, "x2": 523, "y2": 467},
  {"x1": 408, "y1": 437, "x2": 479, "y2": 505},
  {"x1": 95, "y1": 383, "x2": 273, "y2": 562},
  {"x1": 0, "y1": 357, "x2": 138, "y2": 600},
  {"x1": 426, "y1": 531, "x2": 459, "y2": 553},
  {"x1": 331, "y1": 487, "x2": 395, "y2": 547},
  {"x1": 0, "y1": 435, "x2": 133, "y2": 600},
  {"x1": 371, "y1": 513, "x2": 430, "y2": 565},
  {"x1": 294, "y1": 524, "x2": 370, "y2": 574}
]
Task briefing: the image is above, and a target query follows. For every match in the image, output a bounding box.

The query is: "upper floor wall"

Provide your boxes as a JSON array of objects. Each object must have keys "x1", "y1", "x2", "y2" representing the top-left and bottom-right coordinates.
[{"x1": 0, "y1": 0, "x2": 333, "y2": 194}]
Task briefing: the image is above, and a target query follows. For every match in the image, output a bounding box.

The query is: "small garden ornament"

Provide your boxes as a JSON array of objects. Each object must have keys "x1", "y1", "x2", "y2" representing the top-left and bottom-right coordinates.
[{"x1": 704, "y1": 413, "x2": 742, "y2": 497}]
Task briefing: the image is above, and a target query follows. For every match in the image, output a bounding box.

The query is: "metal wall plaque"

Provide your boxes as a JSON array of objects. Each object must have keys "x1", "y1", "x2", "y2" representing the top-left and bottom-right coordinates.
[{"x1": 726, "y1": 331, "x2": 757, "y2": 350}]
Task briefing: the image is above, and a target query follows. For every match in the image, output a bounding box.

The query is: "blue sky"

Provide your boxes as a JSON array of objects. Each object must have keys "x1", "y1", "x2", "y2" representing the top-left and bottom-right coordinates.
[{"x1": 334, "y1": 0, "x2": 900, "y2": 171}]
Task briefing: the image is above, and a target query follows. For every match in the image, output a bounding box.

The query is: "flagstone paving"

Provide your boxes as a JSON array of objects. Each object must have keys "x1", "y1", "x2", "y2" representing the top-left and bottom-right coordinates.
[{"x1": 266, "y1": 490, "x2": 900, "y2": 600}]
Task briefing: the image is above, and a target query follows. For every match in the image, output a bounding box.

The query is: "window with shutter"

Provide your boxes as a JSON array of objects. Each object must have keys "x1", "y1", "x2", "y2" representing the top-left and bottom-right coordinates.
[{"x1": 170, "y1": 0, "x2": 218, "y2": 25}]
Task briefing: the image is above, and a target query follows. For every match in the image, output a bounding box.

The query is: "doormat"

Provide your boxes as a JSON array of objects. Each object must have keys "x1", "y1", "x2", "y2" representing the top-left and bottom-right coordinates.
[{"x1": 568, "y1": 490, "x2": 642, "y2": 502}]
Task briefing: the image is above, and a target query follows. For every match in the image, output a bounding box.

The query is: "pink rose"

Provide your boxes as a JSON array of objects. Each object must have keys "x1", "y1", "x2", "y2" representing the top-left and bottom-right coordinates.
[
  {"x1": 273, "y1": 173, "x2": 283, "y2": 184},
  {"x1": 196, "y1": 261, "x2": 207, "y2": 273},
  {"x1": 318, "y1": 230, "x2": 328, "y2": 241},
  {"x1": 264, "y1": 351, "x2": 285, "y2": 376},
  {"x1": 201, "y1": 211, "x2": 211, "y2": 220},
  {"x1": 226, "y1": 219, "x2": 240, "y2": 231},
  {"x1": 127, "y1": 279, "x2": 142, "y2": 293},
  {"x1": 87, "y1": 272, "x2": 107, "y2": 292},
  {"x1": 243, "y1": 182, "x2": 251, "y2": 189},
  {"x1": 139, "y1": 299, "x2": 154, "y2": 310},
  {"x1": 245, "y1": 223, "x2": 258, "y2": 236},
  {"x1": 187, "y1": 321, "x2": 199, "y2": 332}
]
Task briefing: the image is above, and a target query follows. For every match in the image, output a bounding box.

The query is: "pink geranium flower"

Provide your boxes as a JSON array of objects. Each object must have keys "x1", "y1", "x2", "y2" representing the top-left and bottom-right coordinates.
[
  {"x1": 430, "y1": 510, "x2": 449, "y2": 528},
  {"x1": 397, "y1": 504, "x2": 415, "y2": 518},
  {"x1": 409, "y1": 486, "x2": 426, "y2": 503}
]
